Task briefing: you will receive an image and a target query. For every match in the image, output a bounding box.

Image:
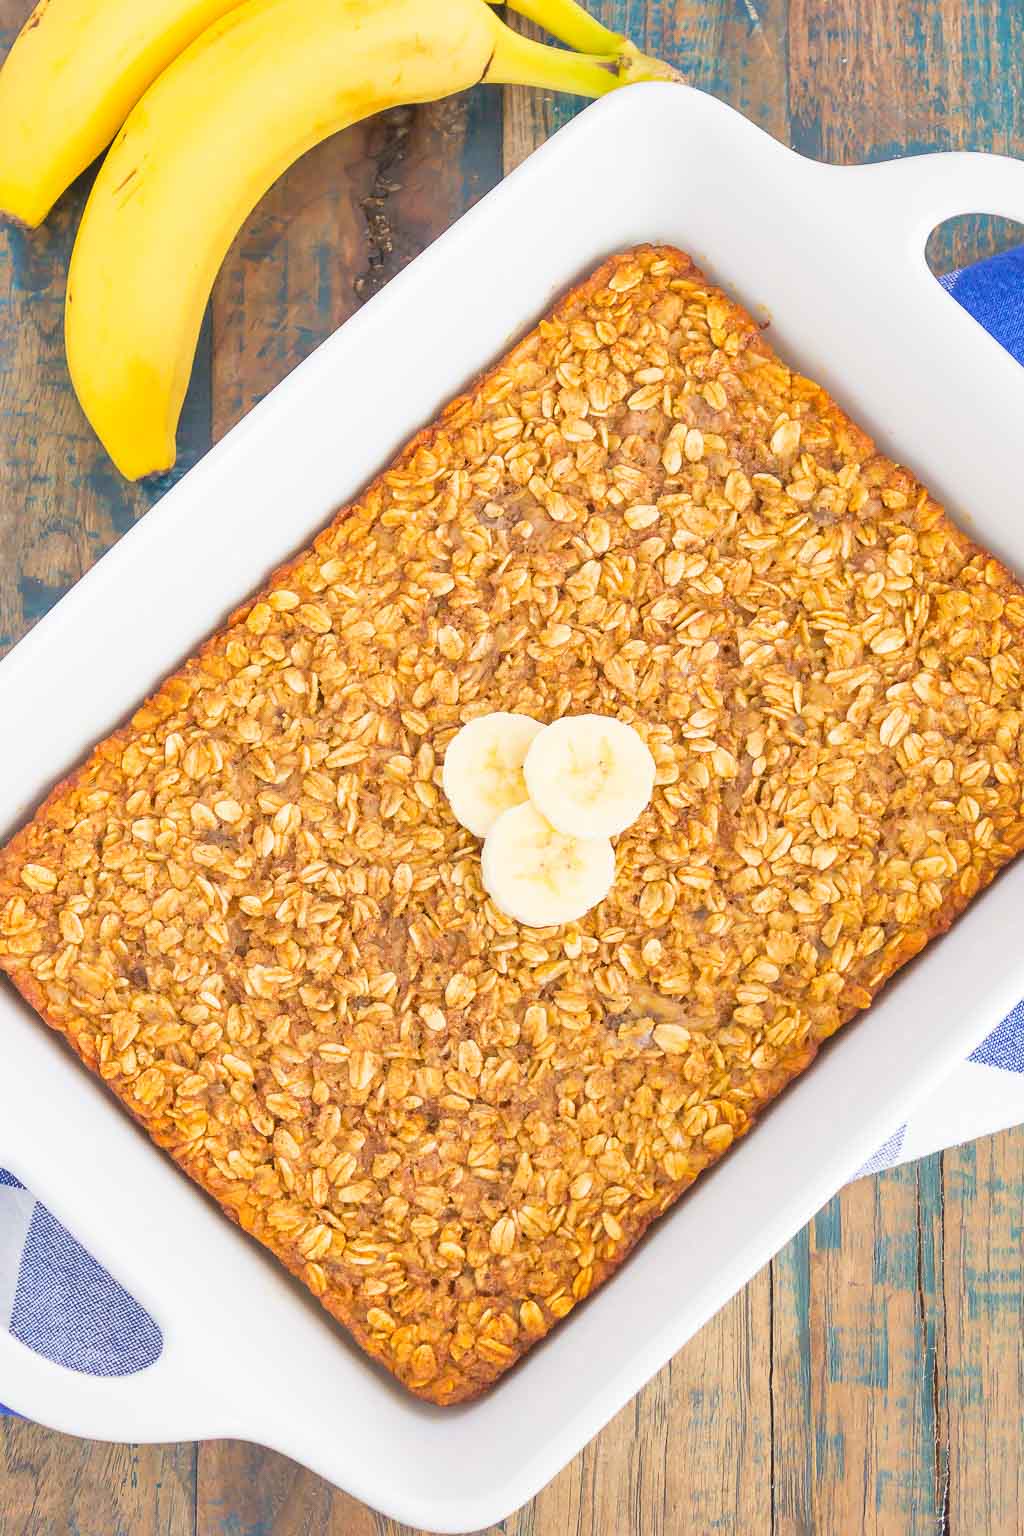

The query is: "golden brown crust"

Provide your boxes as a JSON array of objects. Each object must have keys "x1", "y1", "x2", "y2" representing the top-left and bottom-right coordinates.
[{"x1": 3, "y1": 244, "x2": 1024, "y2": 1404}]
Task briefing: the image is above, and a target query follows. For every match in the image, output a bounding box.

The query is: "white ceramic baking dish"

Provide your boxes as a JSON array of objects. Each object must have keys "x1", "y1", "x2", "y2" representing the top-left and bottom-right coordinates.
[{"x1": 2, "y1": 84, "x2": 1024, "y2": 1533}]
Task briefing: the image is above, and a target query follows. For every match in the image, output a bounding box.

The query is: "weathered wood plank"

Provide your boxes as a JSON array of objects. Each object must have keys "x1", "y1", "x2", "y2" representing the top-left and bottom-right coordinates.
[
  {"x1": 770, "y1": 1227, "x2": 814, "y2": 1536},
  {"x1": 0, "y1": 1420, "x2": 195, "y2": 1536},
  {"x1": 659, "y1": 0, "x2": 790, "y2": 135},
  {"x1": 197, "y1": 1441, "x2": 378, "y2": 1536},
  {"x1": 798, "y1": 1163, "x2": 947, "y2": 1535},
  {"x1": 943, "y1": 1128, "x2": 1024, "y2": 1534}
]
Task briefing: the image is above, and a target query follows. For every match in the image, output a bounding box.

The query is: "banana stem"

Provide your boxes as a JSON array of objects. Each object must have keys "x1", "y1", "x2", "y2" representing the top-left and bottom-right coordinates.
[
  {"x1": 492, "y1": 0, "x2": 627, "y2": 56},
  {"x1": 485, "y1": 21, "x2": 682, "y2": 95},
  {"x1": 485, "y1": 25, "x2": 616, "y2": 94},
  {"x1": 615, "y1": 40, "x2": 684, "y2": 85}
]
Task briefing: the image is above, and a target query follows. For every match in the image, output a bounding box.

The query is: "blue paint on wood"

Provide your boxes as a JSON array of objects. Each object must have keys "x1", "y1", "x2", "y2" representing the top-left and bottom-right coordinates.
[
  {"x1": 205, "y1": 1516, "x2": 276, "y2": 1536},
  {"x1": 962, "y1": 1267, "x2": 1024, "y2": 1322},
  {"x1": 870, "y1": 1165, "x2": 938, "y2": 1289},
  {"x1": 947, "y1": 1360, "x2": 984, "y2": 1407},
  {"x1": 17, "y1": 574, "x2": 71, "y2": 625},
  {"x1": 945, "y1": 1143, "x2": 979, "y2": 1202},
  {"x1": 781, "y1": 1224, "x2": 813, "y2": 1414},
  {"x1": 815, "y1": 1417, "x2": 846, "y2": 1481},
  {"x1": 826, "y1": 1323, "x2": 843, "y2": 1383},
  {"x1": 460, "y1": 84, "x2": 503, "y2": 210},
  {"x1": 872, "y1": 1228, "x2": 918, "y2": 1289},
  {"x1": 687, "y1": 1383, "x2": 722, "y2": 1427},
  {"x1": 963, "y1": 1, "x2": 1023, "y2": 152},
  {"x1": 85, "y1": 461, "x2": 141, "y2": 539},
  {"x1": 915, "y1": 1155, "x2": 943, "y2": 1298},
  {"x1": 315, "y1": 239, "x2": 333, "y2": 316},
  {"x1": 814, "y1": 1194, "x2": 842, "y2": 1250},
  {"x1": 848, "y1": 1322, "x2": 889, "y2": 1391},
  {"x1": 771, "y1": 1224, "x2": 814, "y2": 1523},
  {"x1": 915, "y1": 1153, "x2": 946, "y2": 1512},
  {"x1": 2, "y1": 221, "x2": 58, "y2": 295},
  {"x1": 875, "y1": 1468, "x2": 901, "y2": 1516}
]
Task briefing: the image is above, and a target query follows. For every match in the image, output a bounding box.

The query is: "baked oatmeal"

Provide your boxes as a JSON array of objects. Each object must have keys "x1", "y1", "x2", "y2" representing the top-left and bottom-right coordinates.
[{"x1": 2, "y1": 246, "x2": 1023, "y2": 1402}]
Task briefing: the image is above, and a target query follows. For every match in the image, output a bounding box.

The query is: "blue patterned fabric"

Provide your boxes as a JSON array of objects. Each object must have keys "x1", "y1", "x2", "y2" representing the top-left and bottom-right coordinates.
[
  {"x1": 1, "y1": 247, "x2": 1022, "y2": 1409},
  {"x1": 855, "y1": 1124, "x2": 909, "y2": 1178},
  {"x1": 969, "y1": 998, "x2": 1024, "y2": 1071},
  {"x1": 941, "y1": 246, "x2": 1024, "y2": 363}
]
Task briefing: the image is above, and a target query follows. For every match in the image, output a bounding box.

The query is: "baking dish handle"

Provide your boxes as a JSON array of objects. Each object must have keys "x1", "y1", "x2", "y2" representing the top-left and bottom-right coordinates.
[
  {"x1": 865, "y1": 149, "x2": 1024, "y2": 252},
  {"x1": 0, "y1": 1079, "x2": 247, "y2": 1443},
  {"x1": 0, "y1": 1313, "x2": 229, "y2": 1443}
]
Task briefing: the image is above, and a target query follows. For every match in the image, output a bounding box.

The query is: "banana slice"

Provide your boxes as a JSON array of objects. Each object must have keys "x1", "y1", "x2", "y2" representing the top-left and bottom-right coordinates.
[
  {"x1": 523, "y1": 714, "x2": 656, "y2": 839},
  {"x1": 482, "y1": 802, "x2": 615, "y2": 927},
  {"x1": 442, "y1": 712, "x2": 544, "y2": 838}
]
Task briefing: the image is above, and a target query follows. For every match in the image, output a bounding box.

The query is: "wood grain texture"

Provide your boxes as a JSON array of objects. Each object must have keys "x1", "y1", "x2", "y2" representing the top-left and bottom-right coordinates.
[
  {"x1": 0, "y1": 1420, "x2": 195, "y2": 1536},
  {"x1": 804, "y1": 1166, "x2": 948, "y2": 1534},
  {"x1": 196, "y1": 1441, "x2": 378, "y2": 1536},
  {"x1": 769, "y1": 1226, "x2": 814, "y2": 1536},
  {"x1": 2, "y1": 0, "x2": 1024, "y2": 1533},
  {"x1": 943, "y1": 1129, "x2": 1024, "y2": 1535}
]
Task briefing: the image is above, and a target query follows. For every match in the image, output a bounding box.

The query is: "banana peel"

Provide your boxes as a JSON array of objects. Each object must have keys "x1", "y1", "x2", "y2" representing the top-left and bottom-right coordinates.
[{"x1": 0, "y1": 0, "x2": 250, "y2": 227}]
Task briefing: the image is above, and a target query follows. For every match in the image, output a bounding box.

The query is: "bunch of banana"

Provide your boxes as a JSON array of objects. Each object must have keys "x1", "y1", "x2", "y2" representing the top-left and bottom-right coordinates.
[{"x1": 0, "y1": 0, "x2": 679, "y2": 480}]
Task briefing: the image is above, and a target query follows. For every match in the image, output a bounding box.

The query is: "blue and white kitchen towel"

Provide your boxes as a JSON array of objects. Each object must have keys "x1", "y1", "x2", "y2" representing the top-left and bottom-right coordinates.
[{"x1": 1, "y1": 247, "x2": 1023, "y2": 1405}]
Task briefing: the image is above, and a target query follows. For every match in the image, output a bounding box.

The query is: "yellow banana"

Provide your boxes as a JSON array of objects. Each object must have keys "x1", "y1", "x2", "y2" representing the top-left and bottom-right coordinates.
[
  {"x1": 495, "y1": 0, "x2": 632, "y2": 57},
  {"x1": 0, "y1": 0, "x2": 248, "y2": 227},
  {"x1": 495, "y1": 1, "x2": 682, "y2": 97},
  {"x1": 66, "y1": 0, "x2": 675, "y2": 480}
]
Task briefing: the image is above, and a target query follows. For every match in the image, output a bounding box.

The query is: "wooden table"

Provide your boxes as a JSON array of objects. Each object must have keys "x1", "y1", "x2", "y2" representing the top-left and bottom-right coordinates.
[{"x1": 1, "y1": 2, "x2": 1022, "y2": 1531}]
